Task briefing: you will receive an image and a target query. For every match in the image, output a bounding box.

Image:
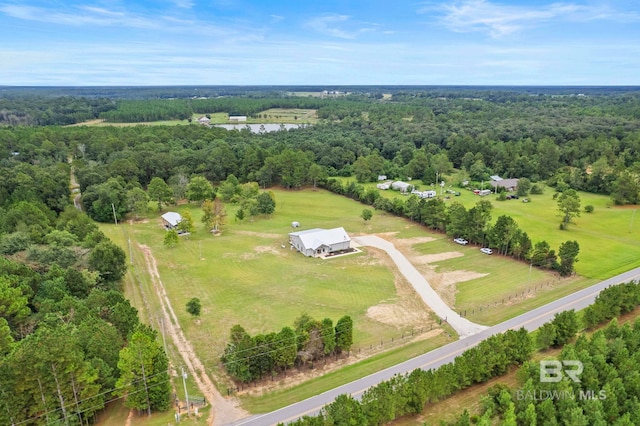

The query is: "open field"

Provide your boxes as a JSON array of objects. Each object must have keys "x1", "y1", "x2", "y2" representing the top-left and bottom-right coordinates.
[
  {"x1": 335, "y1": 176, "x2": 640, "y2": 279},
  {"x1": 73, "y1": 108, "x2": 317, "y2": 126},
  {"x1": 97, "y1": 186, "x2": 621, "y2": 416}
]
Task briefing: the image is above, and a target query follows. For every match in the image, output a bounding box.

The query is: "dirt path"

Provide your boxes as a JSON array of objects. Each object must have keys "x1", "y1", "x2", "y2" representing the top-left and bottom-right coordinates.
[{"x1": 138, "y1": 244, "x2": 248, "y2": 425}]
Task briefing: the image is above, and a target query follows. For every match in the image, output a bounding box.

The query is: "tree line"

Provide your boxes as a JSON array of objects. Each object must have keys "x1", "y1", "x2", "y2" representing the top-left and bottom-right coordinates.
[
  {"x1": 2, "y1": 88, "x2": 640, "y2": 207},
  {"x1": 443, "y1": 280, "x2": 640, "y2": 426},
  {"x1": 222, "y1": 314, "x2": 353, "y2": 384},
  {"x1": 283, "y1": 281, "x2": 640, "y2": 425},
  {"x1": 324, "y1": 178, "x2": 580, "y2": 276},
  {"x1": 284, "y1": 328, "x2": 533, "y2": 425}
]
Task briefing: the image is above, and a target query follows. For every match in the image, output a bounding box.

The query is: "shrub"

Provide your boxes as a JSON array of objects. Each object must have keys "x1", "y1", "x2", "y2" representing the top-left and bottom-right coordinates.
[
  {"x1": 584, "y1": 205, "x2": 594, "y2": 213},
  {"x1": 530, "y1": 184, "x2": 543, "y2": 194}
]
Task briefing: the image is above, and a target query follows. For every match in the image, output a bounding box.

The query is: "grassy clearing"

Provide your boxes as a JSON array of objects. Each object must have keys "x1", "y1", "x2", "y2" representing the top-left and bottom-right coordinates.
[
  {"x1": 102, "y1": 189, "x2": 453, "y2": 399},
  {"x1": 255, "y1": 108, "x2": 317, "y2": 123},
  {"x1": 335, "y1": 177, "x2": 640, "y2": 279},
  {"x1": 70, "y1": 118, "x2": 194, "y2": 127},
  {"x1": 101, "y1": 184, "x2": 636, "y2": 415}
]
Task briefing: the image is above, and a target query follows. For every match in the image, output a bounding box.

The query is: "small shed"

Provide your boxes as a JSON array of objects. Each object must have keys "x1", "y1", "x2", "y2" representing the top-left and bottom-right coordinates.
[
  {"x1": 161, "y1": 212, "x2": 182, "y2": 229},
  {"x1": 291, "y1": 221, "x2": 300, "y2": 228},
  {"x1": 229, "y1": 115, "x2": 247, "y2": 122}
]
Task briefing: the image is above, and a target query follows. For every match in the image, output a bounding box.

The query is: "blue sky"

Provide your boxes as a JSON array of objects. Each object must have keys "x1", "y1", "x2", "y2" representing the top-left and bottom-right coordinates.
[{"x1": 1, "y1": 0, "x2": 639, "y2": 86}]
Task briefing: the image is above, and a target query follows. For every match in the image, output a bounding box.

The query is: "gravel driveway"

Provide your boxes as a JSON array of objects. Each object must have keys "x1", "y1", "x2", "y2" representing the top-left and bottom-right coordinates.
[{"x1": 353, "y1": 235, "x2": 488, "y2": 338}]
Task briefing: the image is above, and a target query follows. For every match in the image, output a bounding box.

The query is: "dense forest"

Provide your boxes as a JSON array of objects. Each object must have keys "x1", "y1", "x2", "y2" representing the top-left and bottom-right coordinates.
[{"x1": 1, "y1": 87, "x2": 640, "y2": 424}]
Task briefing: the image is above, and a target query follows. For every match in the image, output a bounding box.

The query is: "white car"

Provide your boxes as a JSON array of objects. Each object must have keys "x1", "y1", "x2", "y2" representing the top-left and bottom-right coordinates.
[
  {"x1": 480, "y1": 248, "x2": 493, "y2": 255},
  {"x1": 454, "y1": 238, "x2": 468, "y2": 245}
]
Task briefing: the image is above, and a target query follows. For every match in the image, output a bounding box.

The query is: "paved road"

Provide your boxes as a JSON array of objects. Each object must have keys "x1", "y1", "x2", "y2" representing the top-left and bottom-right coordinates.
[
  {"x1": 353, "y1": 235, "x2": 488, "y2": 338},
  {"x1": 231, "y1": 267, "x2": 640, "y2": 426}
]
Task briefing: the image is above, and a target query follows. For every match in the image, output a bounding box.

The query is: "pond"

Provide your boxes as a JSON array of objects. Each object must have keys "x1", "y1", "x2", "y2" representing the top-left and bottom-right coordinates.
[{"x1": 213, "y1": 123, "x2": 307, "y2": 133}]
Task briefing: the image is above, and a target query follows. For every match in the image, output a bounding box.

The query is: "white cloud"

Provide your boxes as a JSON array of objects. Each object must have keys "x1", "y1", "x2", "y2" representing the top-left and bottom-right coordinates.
[
  {"x1": 173, "y1": 0, "x2": 194, "y2": 8},
  {"x1": 422, "y1": 0, "x2": 640, "y2": 38},
  {"x1": 0, "y1": 4, "x2": 157, "y2": 28},
  {"x1": 306, "y1": 14, "x2": 381, "y2": 39}
]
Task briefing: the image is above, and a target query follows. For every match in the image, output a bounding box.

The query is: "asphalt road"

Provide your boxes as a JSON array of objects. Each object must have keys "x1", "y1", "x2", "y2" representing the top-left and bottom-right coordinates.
[{"x1": 231, "y1": 266, "x2": 640, "y2": 426}]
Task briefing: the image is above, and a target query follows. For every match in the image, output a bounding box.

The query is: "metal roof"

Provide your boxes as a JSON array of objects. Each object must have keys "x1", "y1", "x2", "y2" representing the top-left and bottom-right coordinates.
[
  {"x1": 161, "y1": 212, "x2": 182, "y2": 227},
  {"x1": 289, "y1": 227, "x2": 350, "y2": 250}
]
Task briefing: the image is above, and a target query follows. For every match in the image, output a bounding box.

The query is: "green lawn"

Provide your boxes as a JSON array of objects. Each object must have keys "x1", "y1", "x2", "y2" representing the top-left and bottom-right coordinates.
[
  {"x1": 100, "y1": 185, "x2": 638, "y2": 414},
  {"x1": 101, "y1": 189, "x2": 451, "y2": 396},
  {"x1": 335, "y1": 177, "x2": 640, "y2": 279}
]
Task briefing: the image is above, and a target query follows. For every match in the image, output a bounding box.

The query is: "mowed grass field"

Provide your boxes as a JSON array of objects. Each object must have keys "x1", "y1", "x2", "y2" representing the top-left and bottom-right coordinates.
[
  {"x1": 73, "y1": 108, "x2": 317, "y2": 126},
  {"x1": 101, "y1": 189, "x2": 451, "y2": 392},
  {"x1": 336, "y1": 177, "x2": 640, "y2": 279},
  {"x1": 100, "y1": 185, "x2": 637, "y2": 413}
]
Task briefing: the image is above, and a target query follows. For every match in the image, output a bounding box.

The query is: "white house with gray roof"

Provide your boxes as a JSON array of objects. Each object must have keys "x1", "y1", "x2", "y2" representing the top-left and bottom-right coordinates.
[{"x1": 288, "y1": 227, "x2": 351, "y2": 257}]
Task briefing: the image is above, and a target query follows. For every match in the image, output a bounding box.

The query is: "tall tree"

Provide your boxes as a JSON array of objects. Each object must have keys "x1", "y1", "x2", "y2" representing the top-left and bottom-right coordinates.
[
  {"x1": 116, "y1": 326, "x2": 171, "y2": 413},
  {"x1": 335, "y1": 315, "x2": 353, "y2": 354},
  {"x1": 176, "y1": 210, "x2": 195, "y2": 234},
  {"x1": 256, "y1": 191, "x2": 276, "y2": 215},
  {"x1": 185, "y1": 176, "x2": 214, "y2": 204},
  {"x1": 88, "y1": 241, "x2": 127, "y2": 284},
  {"x1": 557, "y1": 240, "x2": 580, "y2": 276},
  {"x1": 147, "y1": 177, "x2": 173, "y2": 211},
  {"x1": 557, "y1": 189, "x2": 581, "y2": 229},
  {"x1": 126, "y1": 186, "x2": 150, "y2": 219},
  {"x1": 202, "y1": 198, "x2": 227, "y2": 232},
  {"x1": 163, "y1": 229, "x2": 178, "y2": 248}
]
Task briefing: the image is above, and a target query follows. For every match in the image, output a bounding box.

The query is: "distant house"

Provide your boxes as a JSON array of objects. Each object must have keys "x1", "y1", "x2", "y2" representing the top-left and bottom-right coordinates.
[
  {"x1": 198, "y1": 116, "x2": 210, "y2": 124},
  {"x1": 289, "y1": 227, "x2": 351, "y2": 257},
  {"x1": 489, "y1": 176, "x2": 519, "y2": 191},
  {"x1": 377, "y1": 181, "x2": 392, "y2": 190},
  {"x1": 378, "y1": 175, "x2": 387, "y2": 181},
  {"x1": 391, "y1": 181, "x2": 413, "y2": 193},
  {"x1": 161, "y1": 212, "x2": 182, "y2": 229},
  {"x1": 411, "y1": 190, "x2": 436, "y2": 199},
  {"x1": 229, "y1": 115, "x2": 247, "y2": 122}
]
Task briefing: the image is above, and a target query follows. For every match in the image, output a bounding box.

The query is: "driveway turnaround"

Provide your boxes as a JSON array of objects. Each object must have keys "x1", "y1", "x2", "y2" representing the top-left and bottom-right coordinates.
[{"x1": 353, "y1": 235, "x2": 488, "y2": 338}]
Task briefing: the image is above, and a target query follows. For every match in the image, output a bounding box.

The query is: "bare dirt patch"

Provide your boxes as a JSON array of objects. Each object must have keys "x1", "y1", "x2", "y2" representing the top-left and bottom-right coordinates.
[
  {"x1": 414, "y1": 251, "x2": 464, "y2": 264},
  {"x1": 366, "y1": 234, "x2": 486, "y2": 311},
  {"x1": 367, "y1": 303, "x2": 432, "y2": 328}
]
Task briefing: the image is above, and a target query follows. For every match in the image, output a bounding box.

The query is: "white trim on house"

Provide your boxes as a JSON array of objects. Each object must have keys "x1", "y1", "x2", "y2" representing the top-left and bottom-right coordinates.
[{"x1": 288, "y1": 227, "x2": 351, "y2": 257}]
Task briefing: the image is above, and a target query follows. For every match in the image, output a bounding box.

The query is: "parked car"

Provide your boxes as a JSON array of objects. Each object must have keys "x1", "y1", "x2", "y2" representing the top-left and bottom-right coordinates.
[
  {"x1": 480, "y1": 248, "x2": 493, "y2": 255},
  {"x1": 454, "y1": 238, "x2": 469, "y2": 245}
]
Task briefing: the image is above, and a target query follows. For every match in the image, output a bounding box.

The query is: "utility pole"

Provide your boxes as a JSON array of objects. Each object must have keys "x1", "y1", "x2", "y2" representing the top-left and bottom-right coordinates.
[
  {"x1": 51, "y1": 364, "x2": 70, "y2": 426},
  {"x1": 630, "y1": 209, "x2": 637, "y2": 233},
  {"x1": 111, "y1": 203, "x2": 118, "y2": 226},
  {"x1": 37, "y1": 378, "x2": 50, "y2": 424},
  {"x1": 139, "y1": 349, "x2": 151, "y2": 416},
  {"x1": 181, "y1": 367, "x2": 190, "y2": 416},
  {"x1": 159, "y1": 317, "x2": 168, "y2": 355}
]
